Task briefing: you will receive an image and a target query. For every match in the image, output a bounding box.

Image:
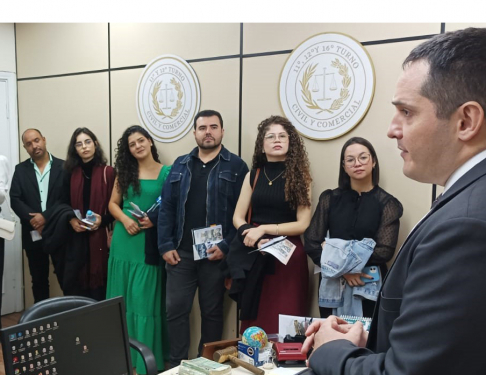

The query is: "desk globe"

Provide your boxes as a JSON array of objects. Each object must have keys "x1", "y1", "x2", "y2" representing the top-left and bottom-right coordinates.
[{"x1": 242, "y1": 326, "x2": 268, "y2": 348}]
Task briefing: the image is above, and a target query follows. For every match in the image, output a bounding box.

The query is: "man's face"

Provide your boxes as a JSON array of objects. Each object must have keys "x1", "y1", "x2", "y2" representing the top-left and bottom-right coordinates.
[
  {"x1": 23, "y1": 130, "x2": 47, "y2": 161},
  {"x1": 194, "y1": 115, "x2": 224, "y2": 150},
  {"x1": 388, "y1": 61, "x2": 457, "y2": 185}
]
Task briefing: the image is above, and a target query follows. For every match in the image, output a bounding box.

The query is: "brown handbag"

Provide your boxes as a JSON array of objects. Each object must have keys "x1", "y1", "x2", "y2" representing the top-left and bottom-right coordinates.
[{"x1": 246, "y1": 168, "x2": 260, "y2": 224}]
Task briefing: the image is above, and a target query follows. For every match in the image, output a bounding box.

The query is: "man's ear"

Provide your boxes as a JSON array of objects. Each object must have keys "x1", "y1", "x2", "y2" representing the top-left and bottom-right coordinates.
[{"x1": 457, "y1": 101, "x2": 485, "y2": 142}]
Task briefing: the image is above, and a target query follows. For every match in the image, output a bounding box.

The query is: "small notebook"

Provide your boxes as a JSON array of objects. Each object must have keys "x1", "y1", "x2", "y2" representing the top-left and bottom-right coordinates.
[{"x1": 339, "y1": 315, "x2": 372, "y2": 331}]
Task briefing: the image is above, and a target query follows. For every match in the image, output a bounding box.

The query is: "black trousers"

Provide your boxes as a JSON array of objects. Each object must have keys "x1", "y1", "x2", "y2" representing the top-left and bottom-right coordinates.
[
  {"x1": 165, "y1": 250, "x2": 225, "y2": 367},
  {"x1": 24, "y1": 243, "x2": 51, "y2": 303}
]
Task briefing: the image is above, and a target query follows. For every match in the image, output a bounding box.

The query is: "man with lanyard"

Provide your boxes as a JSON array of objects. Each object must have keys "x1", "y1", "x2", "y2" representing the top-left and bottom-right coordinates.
[
  {"x1": 159, "y1": 110, "x2": 248, "y2": 367},
  {"x1": 302, "y1": 28, "x2": 486, "y2": 375},
  {"x1": 10, "y1": 128, "x2": 64, "y2": 302}
]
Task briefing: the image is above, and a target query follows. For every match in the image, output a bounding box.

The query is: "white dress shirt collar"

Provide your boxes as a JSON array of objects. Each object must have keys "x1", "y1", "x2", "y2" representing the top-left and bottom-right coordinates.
[{"x1": 443, "y1": 149, "x2": 486, "y2": 194}]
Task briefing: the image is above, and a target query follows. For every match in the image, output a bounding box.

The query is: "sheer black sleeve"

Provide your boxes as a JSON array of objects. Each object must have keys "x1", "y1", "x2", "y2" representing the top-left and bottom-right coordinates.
[
  {"x1": 367, "y1": 195, "x2": 403, "y2": 265},
  {"x1": 304, "y1": 190, "x2": 332, "y2": 265}
]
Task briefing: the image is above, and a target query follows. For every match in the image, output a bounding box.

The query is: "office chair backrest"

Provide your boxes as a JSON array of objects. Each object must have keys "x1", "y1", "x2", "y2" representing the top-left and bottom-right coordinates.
[{"x1": 19, "y1": 296, "x2": 97, "y2": 323}]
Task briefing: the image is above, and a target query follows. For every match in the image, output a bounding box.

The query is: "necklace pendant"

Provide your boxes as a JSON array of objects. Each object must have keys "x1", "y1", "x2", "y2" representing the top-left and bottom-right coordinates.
[{"x1": 269, "y1": 181, "x2": 272, "y2": 186}]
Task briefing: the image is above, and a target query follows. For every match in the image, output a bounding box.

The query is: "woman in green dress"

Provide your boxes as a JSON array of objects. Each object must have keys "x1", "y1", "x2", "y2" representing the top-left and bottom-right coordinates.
[{"x1": 107, "y1": 125, "x2": 171, "y2": 374}]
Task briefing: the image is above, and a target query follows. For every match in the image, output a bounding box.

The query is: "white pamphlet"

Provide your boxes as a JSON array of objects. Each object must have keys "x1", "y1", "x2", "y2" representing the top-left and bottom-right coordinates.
[
  {"x1": 250, "y1": 236, "x2": 296, "y2": 265},
  {"x1": 73, "y1": 209, "x2": 95, "y2": 230},
  {"x1": 128, "y1": 202, "x2": 147, "y2": 219}
]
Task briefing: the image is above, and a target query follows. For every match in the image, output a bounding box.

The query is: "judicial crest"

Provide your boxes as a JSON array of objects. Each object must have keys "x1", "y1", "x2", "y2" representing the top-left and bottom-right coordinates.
[
  {"x1": 279, "y1": 33, "x2": 375, "y2": 140},
  {"x1": 137, "y1": 54, "x2": 201, "y2": 143}
]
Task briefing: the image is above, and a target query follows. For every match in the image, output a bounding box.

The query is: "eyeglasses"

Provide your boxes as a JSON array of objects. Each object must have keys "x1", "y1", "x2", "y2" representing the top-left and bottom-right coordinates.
[
  {"x1": 343, "y1": 153, "x2": 371, "y2": 167},
  {"x1": 264, "y1": 133, "x2": 289, "y2": 142},
  {"x1": 75, "y1": 139, "x2": 93, "y2": 149}
]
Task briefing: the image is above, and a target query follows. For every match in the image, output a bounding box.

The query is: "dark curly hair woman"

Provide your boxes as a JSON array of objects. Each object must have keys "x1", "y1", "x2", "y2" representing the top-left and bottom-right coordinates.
[
  {"x1": 113, "y1": 125, "x2": 160, "y2": 198},
  {"x1": 107, "y1": 125, "x2": 171, "y2": 373},
  {"x1": 227, "y1": 115, "x2": 312, "y2": 334}
]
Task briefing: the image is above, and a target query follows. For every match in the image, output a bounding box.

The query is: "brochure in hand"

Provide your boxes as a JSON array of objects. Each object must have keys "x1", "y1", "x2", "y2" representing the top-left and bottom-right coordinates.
[
  {"x1": 73, "y1": 209, "x2": 95, "y2": 230},
  {"x1": 249, "y1": 236, "x2": 296, "y2": 265},
  {"x1": 192, "y1": 225, "x2": 223, "y2": 261},
  {"x1": 128, "y1": 202, "x2": 147, "y2": 219},
  {"x1": 128, "y1": 196, "x2": 161, "y2": 219}
]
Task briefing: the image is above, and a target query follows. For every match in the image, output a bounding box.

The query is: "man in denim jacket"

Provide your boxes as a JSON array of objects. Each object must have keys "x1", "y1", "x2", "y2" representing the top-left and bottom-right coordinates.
[{"x1": 158, "y1": 110, "x2": 248, "y2": 367}]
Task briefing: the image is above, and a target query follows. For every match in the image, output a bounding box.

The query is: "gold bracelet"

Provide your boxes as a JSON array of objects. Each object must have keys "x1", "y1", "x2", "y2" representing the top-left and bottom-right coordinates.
[{"x1": 276, "y1": 224, "x2": 279, "y2": 235}]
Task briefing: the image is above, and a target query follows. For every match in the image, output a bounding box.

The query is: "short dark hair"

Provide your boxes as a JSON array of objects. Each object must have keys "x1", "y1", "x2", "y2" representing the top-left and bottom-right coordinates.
[
  {"x1": 193, "y1": 110, "x2": 223, "y2": 129},
  {"x1": 21, "y1": 128, "x2": 43, "y2": 143},
  {"x1": 338, "y1": 137, "x2": 380, "y2": 189},
  {"x1": 403, "y1": 27, "x2": 486, "y2": 119},
  {"x1": 64, "y1": 127, "x2": 108, "y2": 172}
]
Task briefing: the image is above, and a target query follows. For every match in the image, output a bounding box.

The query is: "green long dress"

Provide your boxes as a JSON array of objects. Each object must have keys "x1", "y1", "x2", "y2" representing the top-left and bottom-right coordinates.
[{"x1": 106, "y1": 165, "x2": 171, "y2": 374}]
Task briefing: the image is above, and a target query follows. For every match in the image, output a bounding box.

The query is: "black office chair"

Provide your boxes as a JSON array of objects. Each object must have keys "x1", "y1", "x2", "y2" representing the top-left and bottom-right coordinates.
[{"x1": 19, "y1": 296, "x2": 159, "y2": 375}]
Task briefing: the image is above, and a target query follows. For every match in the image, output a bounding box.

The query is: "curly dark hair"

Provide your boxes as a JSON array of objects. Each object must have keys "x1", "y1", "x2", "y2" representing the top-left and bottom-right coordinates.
[
  {"x1": 252, "y1": 115, "x2": 312, "y2": 209},
  {"x1": 64, "y1": 127, "x2": 108, "y2": 172},
  {"x1": 114, "y1": 125, "x2": 160, "y2": 197}
]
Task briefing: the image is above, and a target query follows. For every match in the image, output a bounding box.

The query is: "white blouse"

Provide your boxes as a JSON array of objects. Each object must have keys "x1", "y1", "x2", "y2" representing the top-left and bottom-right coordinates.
[{"x1": 0, "y1": 155, "x2": 9, "y2": 206}]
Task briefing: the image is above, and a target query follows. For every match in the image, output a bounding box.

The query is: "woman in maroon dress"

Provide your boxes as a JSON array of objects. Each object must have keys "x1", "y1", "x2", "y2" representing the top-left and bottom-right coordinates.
[{"x1": 228, "y1": 115, "x2": 312, "y2": 334}]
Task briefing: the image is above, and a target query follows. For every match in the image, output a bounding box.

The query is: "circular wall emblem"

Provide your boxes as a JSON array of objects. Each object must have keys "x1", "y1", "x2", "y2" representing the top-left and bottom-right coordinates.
[
  {"x1": 279, "y1": 33, "x2": 375, "y2": 140},
  {"x1": 137, "y1": 54, "x2": 201, "y2": 143}
]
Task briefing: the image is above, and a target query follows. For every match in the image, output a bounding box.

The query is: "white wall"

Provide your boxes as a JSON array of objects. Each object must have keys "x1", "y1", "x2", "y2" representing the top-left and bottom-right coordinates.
[
  {"x1": 0, "y1": 24, "x2": 16, "y2": 73},
  {"x1": 0, "y1": 23, "x2": 23, "y2": 315}
]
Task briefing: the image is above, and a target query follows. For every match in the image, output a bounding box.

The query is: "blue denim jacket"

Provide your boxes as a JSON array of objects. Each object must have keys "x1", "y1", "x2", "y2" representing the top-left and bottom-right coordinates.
[
  {"x1": 335, "y1": 268, "x2": 382, "y2": 317},
  {"x1": 319, "y1": 238, "x2": 376, "y2": 308},
  {"x1": 158, "y1": 146, "x2": 248, "y2": 255}
]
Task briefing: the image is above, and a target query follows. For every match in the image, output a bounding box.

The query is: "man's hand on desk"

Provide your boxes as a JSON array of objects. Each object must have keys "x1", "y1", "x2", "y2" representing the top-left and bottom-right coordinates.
[{"x1": 301, "y1": 316, "x2": 368, "y2": 358}]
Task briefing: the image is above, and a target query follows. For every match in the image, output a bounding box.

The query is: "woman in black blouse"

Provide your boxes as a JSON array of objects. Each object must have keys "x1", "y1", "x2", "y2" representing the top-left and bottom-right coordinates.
[{"x1": 304, "y1": 137, "x2": 403, "y2": 318}]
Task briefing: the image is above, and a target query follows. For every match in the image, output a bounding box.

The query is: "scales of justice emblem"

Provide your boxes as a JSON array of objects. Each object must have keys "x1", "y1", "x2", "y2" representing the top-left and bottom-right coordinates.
[
  {"x1": 300, "y1": 58, "x2": 351, "y2": 115},
  {"x1": 151, "y1": 77, "x2": 183, "y2": 120},
  {"x1": 280, "y1": 33, "x2": 375, "y2": 140},
  {"x1": 137, "y1": 54, "x2": 201, "y2": 143}
]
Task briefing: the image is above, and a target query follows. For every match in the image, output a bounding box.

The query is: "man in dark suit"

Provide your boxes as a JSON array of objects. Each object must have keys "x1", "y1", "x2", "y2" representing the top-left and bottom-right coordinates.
[
  {"x1": 10, "y1": 128, "x2": 64, "y2": 302},
  {"x1": 303, "y1": 28, "x2": 486, "y2": 374}
]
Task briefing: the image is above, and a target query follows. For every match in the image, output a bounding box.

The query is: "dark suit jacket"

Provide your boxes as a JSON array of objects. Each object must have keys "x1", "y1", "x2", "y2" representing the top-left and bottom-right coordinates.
[
  {"x1": 310, "y1": 157, "x2": 486, "y2": 374},
  {"x1": 10, "y1": 155, "x2": 64, "y2": 250}
]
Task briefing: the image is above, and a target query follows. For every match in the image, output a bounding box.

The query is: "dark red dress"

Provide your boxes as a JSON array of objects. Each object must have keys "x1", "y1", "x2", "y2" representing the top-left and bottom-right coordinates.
[{"x1": 239, "y1": 162, "x2": 309, "y2": 334}]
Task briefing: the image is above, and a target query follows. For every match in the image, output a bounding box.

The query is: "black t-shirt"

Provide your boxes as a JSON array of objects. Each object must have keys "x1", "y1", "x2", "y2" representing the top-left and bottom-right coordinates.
[{"x1": 178, "y1": 154, "x2": 219, "y2": 253}]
